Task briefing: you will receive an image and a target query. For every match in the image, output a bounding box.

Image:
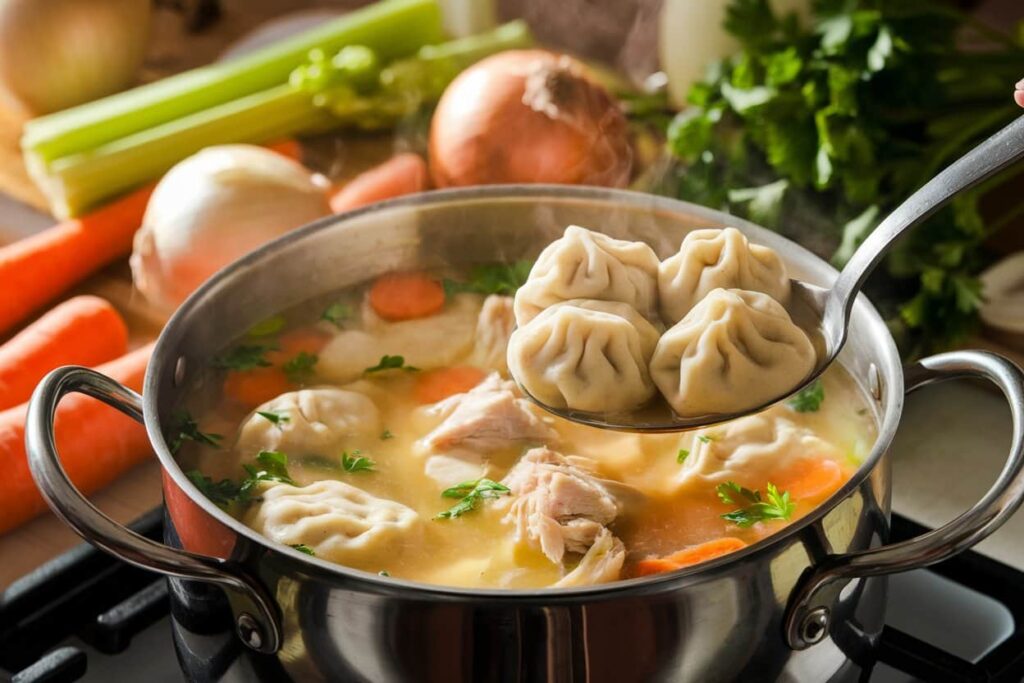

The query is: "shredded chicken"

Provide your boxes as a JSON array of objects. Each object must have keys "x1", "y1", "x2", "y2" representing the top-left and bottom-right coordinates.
[
  {"x1": 553, "y1": 528, "x2": 626, "y2": 587},
  {"x1": 471, "y1": 295, "x2": 516, "y2": 373},
  {"x1": 502, "y1": 447, "x2": 622, "y2": 564},
  {"x1": 421, "y1": 374, "x2": 557, "y2": 452}
]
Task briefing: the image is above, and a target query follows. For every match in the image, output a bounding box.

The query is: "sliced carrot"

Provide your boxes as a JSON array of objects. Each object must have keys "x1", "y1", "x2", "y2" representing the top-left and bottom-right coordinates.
[
  {"x1": 0, "y1": 296, "x2": 128, "y2": 411},
  {"x1": 635, "y1": 537, "x2": 748, "y2": 577},
  {"x1": 265, "y1": 329, "x2": 329, "y2": 365},
  {"x1": 775, "y1": 458, "x2": 844, "y2": 502},
  {"x1": 368, "y1": 271, "x2": 446, "y2": 322},
  {"x1": 414, "y1": 366, "x2": 487, "y2": 404},
  {"x1": 0, "y1": 343, "x2": 154, "y2": 535},
  {"x1": 330, "y1": 153, "x2": 429, "y2": 214},
  {"x1": 223, "y1": 366, "x2": 292, "y2": 408}
]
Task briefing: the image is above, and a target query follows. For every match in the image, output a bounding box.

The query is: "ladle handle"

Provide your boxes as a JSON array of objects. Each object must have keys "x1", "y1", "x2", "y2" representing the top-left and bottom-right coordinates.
[{"x1": 824, "y1": 113, "x2": 1024, "y2": 349}]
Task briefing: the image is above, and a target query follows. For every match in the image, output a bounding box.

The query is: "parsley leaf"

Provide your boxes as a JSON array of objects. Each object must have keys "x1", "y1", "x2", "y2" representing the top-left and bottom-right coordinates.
[
  {"x1": 341, "y1": 450, "x2": 375, "y2": 473},
  {"x1": 696, "y1": 435, "x2": 713, "y2": 444},
  {"x1": 717, "y1": 481, "x2": 795, "y2": 528},
  {"x1": 364, "y1": 355, "x2": 419, "y2": 374},
  {"x1": 248, "y1": 315, "x2": 286, "y2": 337},
  {"x1": 443, "y1": 261, "x2": 533, "y2": 298},
  {"x1": 321, "y1": 302, "x2": 353, "y2": 327},
  {"x1": 435, "y1": 478, "x2": 510, "y2": 519},
  {"x1": 213, "y1": 344, "x2": 274, "y2": 371},
  {"x1": 169, "y1": 411, "x2": 223, "y2": 454},
  {"x1": 256, "y1": 411, "x2": 289, "y2": 425},
  {"x1": 238, "y1": 451, "x2": 296, "y2": 501},
  {"x1": 186, "y1": 470, "x2": 239, "y2": 508},
  {"x1": 677, "y1": 449, "x2": 690, "y2": 464},
  {"x1": 380, "y1": 429, "x2": 394, "y2": 440},
  {"x1": 283, "y1": 352, "x2": 318, "y2": 384},
  {"x1": 787, "y1": 379, "x2": 825, "y2": 413},
  {"x1": 290, "y1": 543, "x2": 316, "y2": 556}
]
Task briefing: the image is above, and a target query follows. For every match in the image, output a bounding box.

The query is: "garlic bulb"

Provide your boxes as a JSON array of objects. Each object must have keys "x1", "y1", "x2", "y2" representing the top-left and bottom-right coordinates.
[{"x1": 130, "y1": 145, "x2": 331, "y2": 311}]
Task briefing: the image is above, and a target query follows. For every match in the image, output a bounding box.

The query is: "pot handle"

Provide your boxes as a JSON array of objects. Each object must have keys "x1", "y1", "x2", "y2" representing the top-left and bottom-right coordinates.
[
  {"x1": 784, "y1": 349, "x2": 1024, "y2": 650},
  {"x1": 25, "y1": 366, "x2": 282, "y2": 654}
]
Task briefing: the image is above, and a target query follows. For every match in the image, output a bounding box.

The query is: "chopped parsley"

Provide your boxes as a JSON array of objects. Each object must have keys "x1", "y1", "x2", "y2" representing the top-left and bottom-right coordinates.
[
  {"x1": 212, "y1": 344, "x2": 273, "y2": 371},
  {"x1": 677, "y1": 448, "x2": 690, "y2": 464},
  {"x1": 186, "y1": 470, "x2": 239, "y2": 508},
  {"x1": 787, "y1": 380, "x2": 825, "y2": 413},
  {"x1": 364, "y1": 355, "x2": 419, "y2": 374},
  {"x1": 248, "y1": 315, "x2": 286, "y2": 337},
  {"x1": 169, "y1": 411, "x2": 223, "y2": 453},
  {"x1": 716, "y1": 481, "x2": 795, "y2": 528},
  {"x1": 283, "y1": 352, "x2": 318, "y2": 384},
  {"x1": 290, "y1": 544, "x2": 316, "y2": 556},
  {"x1": 696, "y1": 435, "x2": 713, "y2": 444},
  {"x1": 380, "y1": 429, "x2": 394, "y2": 440},
  {"x1": 256, "y1": 411, "x2": 289, "y2": 425},
  {"x1": 435, "y1": 478, "x2": 510, "y2": 519},
  {"x1": 238, "y1": 450, "x2": 296, "y2": 501},
  {"x1": 341, "y1": 450, "x2": 375, "y2": 473},
  {"x1": 321, "y1": 302, "x2": 353, "y2": 327},
  {"x1": 442, "y1": 261, "x2": 533, "y2": 298},
  {"x1": 378, "y1": 570, "x2": 390, "y2": 577}
]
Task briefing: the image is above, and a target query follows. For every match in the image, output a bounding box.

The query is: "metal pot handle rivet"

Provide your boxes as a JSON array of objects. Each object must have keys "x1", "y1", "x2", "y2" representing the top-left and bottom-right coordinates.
[
  {"x1": 784, "y1": 350, "x2": 1024, "y2": 650},
  {"x1": 24, "y1": 366, "x2": 283, "y2": 654}
]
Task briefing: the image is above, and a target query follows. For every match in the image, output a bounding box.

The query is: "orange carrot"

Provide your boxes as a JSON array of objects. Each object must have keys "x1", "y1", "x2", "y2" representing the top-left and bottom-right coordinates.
[
  {"x1": 0, "y1": 343, "x2": 154, "y2": 535},
  {"x1": 0, "y1": 296, "x2": 129, "y2": 411},
  {"x1": 223, "y1": 367, "x2": 293, "y2": 408},
  {"x1": 0, "y1": 140, "x2": 303, "y2": 336},
  {"x1": 775, "y1": 458, "x2": 844, "y2": 502},
  {"x1": 635, "y1": 537, "x2": 747, "y2": 577},
  {"x1": 369, "y1": 272, "x2": 446, "y2": 322},
  {"x1": 265, "y1": 329, "x2": 329, "y2": 365},
  {"x1": 330, "y1": 153, "x2": 429, "y2": 214},
  {"x1": 414, "y1": 366, "x2": 487, "y2": 404}
]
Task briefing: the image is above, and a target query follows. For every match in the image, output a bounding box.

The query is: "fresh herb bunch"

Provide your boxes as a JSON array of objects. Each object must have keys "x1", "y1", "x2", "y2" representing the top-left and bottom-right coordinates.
[
  {"x1": 716, "y1": 480, "x2": 796, "y2": 527},
  {"x1": 661, "y1": 0, "x2": 1024, "y2": 356}
]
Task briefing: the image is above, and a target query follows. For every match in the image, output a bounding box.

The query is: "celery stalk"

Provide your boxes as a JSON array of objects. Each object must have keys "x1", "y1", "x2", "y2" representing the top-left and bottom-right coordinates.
[{"x1": 23, "y1": 0, "x2": 443, "y2": 164}]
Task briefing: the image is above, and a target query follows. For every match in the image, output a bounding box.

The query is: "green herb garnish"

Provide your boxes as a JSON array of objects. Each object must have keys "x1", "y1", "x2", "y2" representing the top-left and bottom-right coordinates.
[
  {"x1": 213, "y1": 344, "x2": 274, "y2": 371},
  {"x1": 238, "y1": 450, "x2": 296, "y2": 501},
  {"x1": 697, "y1": 435, "x2": 713, "y2": 444},
  {"x1": 677, "y1": 449, "x2": 690, "y2": 464},
  {"x1": 321, "y1": 302, "x2": 354, "y2": 327},
  {"x1": 435, "y1": 478, "x2": 510, "y2": 519},
  {"x1": 378, "y1": 570, "x2": 390, "y2": 577},
  {"x1": 443, "y1": 261, "x2": 533, "y2": 298},
  {"x1": 186, "y1": 470, "x2": 239, "y2": 508},
  {"x1": 341, "y1": 450, "x2": 376, "y2": 473},
  {"x1": 380, "y1": 429, "x2": 394, "y2": 440},
  {"x1": 169, "y1": 411, "x2": 223, "y2": 453},
  {"x1": 283, "y1": 352, "x2": 318, "y2": 384},
  {"x1": 716, "y1": 481, "x2": 795, "y2": 528},
  {"x1": 256, "y1": 411, "x2": 289, "y2": 425},
  {"x1": 291, "y1": 544, "x2": 316, "y2": 556},
  {"x1": 787, "y1": 380, "x2": 825, "y2": 413},
  {"x1": 248, "y1": 315, "x2": 286, "y2": 337},
  {"x1": 364, "y1": 355, "x2": 419, "y2": 374}
]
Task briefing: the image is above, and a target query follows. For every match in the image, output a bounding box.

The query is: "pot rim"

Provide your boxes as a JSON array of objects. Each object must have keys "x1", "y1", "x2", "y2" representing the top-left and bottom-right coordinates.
[{"x1": 146, "y1": 184, "x2": 903, "y2": 599}]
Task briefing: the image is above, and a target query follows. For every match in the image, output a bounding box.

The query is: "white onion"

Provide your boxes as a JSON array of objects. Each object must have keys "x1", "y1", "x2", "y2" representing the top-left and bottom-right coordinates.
[
  {"x1": 0, "y1": 0, "x2": 151, "y2": 115},
  {"x1": 130, "y1": 145, "x2": 331, "y2": 311}
]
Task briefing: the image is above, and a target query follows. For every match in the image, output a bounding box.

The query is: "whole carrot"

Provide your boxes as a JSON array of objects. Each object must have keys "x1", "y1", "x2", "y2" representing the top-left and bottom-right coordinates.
[
  {"x1": 0, "y1": 295, "x2": 128, "y2": 411},
  {"x1": 0, "y1": 343, "x2": 153, "y2": 535},
  {"x1": 330, "y1": 152, "x2": 429, "y2": 213}
]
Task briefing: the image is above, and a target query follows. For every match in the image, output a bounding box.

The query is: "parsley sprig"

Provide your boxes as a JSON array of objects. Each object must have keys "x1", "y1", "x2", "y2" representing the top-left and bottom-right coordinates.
[
  {"x1": 442, "y1": 261, "x2": 533, "y2": 298},
  {"x1": 364, "y1": 355, "x2": 419, "y2": 374},
  {"x1": 321, "y1": 302, "x2": 353, "y2": 327},
  {"x1": 238, "y1": 451, "x2": 296, "y2": 501},
  {"x1": 213, "y1": 344, "x2": 274, "y2": 371},
  {"x1": 283, "y1": 352, "x2": 318, "y2": 384},
  {"x1": 291, "y1": 543, "x2": 316, "y2": 556},
  {"x1": 716, "y1": 481, "x2": 795, "y2": 528},
  {"x1": 256, "y1": 410, "x2": 290, "y2": 424},
  {"x1": 787, "y1": 379, "x2": 825, "y2": 413},
  {"x1": 435, "y1": 478, "x2": 510, "y2": 519},
  {"x1": 341, "y1": 450, "x2": 376, "y2": 473},
  {"x1": 186, "y1": 471, "x2": 239, "y2": 507},
  {"x1": 169, "y1": 411, "x2": 223, "y2": 454}
]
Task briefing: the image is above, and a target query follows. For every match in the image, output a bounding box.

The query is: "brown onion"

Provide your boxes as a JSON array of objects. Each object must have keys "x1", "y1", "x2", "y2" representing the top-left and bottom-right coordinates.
[{"x1": 429, "y1": 50, "x2": 632, "y2": 188}]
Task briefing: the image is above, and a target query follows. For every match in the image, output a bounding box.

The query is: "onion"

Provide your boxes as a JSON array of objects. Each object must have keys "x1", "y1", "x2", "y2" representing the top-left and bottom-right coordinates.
[
  {"x1": 429, "y1": 50, "x2": 632, "y2": 188},
  {"x1": 130, "y1": 145, "x2": 331, "y2": 311},
  {"x1": 0, "y1": 0, "x2": 151, "y2": 116}
]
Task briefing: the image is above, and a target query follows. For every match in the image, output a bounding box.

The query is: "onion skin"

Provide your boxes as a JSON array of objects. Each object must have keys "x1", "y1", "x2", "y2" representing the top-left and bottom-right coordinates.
[
  {"x1": 0, "y1": 0, "x2": 150, "y2": 116},
  {"x1": 429, "y1": 50, "x2": 632, "y2": 189}
]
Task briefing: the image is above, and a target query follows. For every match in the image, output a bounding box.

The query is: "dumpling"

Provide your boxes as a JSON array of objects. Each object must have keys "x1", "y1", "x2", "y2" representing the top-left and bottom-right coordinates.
[
  {"x1": 507, "y1": 299, "x2": 660, "y2": 413},
  {"x1": 318, "y1": 294, "x2": 481, "y2": 383},
  {"x1": 235, "y1": 388, "x2": 380, "y2": 457},
  {"x1": 514, "y1": 225, "x2": 660, "y2": 325},
  {"x1": 658, "y1": 228, "x2": 790, "y2": 324},
  {"x1": 245, "y1": 480, "x2": 421, "y2": 566},
  {"x1": 470, "y1": 295, "x2": 516, "y2": 373},
  {"x1": 676, "y1": 411, "x2": 842, "y2": 490},
  {"x1": 650, "y1": 289, "x2": 815, "y2": 417}
]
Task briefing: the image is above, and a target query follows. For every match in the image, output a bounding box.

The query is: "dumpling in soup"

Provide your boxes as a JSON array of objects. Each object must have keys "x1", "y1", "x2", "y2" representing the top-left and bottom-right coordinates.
[
  {"x1": 508, "y1": 299, "x2": 660, "y2": 412},
  {"x1": 514, "y1": 225, "x2": 660, "y2": 325},
  {"x1": 235, "y1": 388, "x2": 380, "y2": 457},
  {"x1": 245, "y1": 480, "x2": 421, "y2": 566},
  {"x1": 658, "y1": 228, "x2": 790, "y2": 324},
  {"x1": 650, "y1": 289, "x2": 814, "y2": 417}
]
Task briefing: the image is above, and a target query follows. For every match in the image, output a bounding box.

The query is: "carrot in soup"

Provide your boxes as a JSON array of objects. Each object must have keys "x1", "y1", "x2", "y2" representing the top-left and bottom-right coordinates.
[
  {"x1": 634, "y1": 537, "x2": 748, "y2": 577},
  {"x1": 223, "y1": 366, "x2": 292, "y2": 408},
  {"x1": 0, "y1": 296, "x2": 128, "y2": 411},
  {"x1": 414, "y1": 365, "x2": 487, "y2": 404},
  {"x1": 0, "y1": 343, "x2": 153, "y2": 535},
  {"x1": 368, "y1": 272, "x2": 446, "y2": 321},
  {"x1": 265, "y1": 329, "x2": 329, "y2": 365},
  {"x1": 775, "y1": 457, "x2": 844, "y2": 502},
  {"x1": 330, "y1": 153, "x2": 429, "y2": 214}
]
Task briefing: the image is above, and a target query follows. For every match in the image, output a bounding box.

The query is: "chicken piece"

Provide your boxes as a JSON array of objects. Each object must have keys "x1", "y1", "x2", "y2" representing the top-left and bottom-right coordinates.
[
  {"x1": 421, "y1": 374, "x2": 557, "y2": 453},
  {"x1": 553, "y1": 528, "x2": 626, "y2": 587},
  {"x1": 423, "y1": 451, "x2": 489, "y2": 488},
  {"x1": 502, "y1": 447, "x2": 622, "y2": 564},
  {"x1": 470, "y1": 295, "x2": 515, "y2": 373}
]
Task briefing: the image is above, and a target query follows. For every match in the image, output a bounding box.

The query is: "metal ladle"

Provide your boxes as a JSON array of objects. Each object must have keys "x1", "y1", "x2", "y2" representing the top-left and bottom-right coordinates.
[{"x1": 518, "y1": 114, "x2": 1024, "y2": 432}]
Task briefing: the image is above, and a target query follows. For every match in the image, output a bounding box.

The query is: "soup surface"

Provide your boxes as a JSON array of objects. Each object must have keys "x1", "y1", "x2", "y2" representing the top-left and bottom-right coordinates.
[{"x1": 175, "y1": 263, "x2": 877, "y2": 589}]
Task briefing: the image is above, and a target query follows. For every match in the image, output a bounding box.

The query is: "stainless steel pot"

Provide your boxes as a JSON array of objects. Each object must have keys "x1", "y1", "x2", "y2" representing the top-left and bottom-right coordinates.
[{"x1": 26, "y1": 187, "x2": 1024, "y2": 682}]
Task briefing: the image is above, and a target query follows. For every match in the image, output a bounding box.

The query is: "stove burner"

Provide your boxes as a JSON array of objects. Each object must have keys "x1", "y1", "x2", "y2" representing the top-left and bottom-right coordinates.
[{"x1": 2, "y1": 512, "x2": 1022, "y2": 682}]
